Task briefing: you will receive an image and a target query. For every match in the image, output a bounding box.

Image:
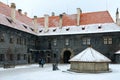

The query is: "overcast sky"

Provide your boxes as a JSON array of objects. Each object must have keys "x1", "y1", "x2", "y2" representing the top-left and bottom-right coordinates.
[{"x1": 1, "y1": 0, "x2": 120, "y2": 21}]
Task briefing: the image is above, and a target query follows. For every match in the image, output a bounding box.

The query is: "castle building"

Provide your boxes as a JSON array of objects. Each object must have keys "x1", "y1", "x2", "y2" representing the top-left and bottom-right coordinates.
[{"x1": 0, "y1": 2, "x2": 120, "y2": 67}]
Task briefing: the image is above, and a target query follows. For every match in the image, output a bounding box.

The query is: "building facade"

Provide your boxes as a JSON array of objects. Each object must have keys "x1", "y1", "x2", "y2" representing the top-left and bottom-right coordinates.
[{"x1": 0, "y1": 2, "x2": 120, "y2": 67}]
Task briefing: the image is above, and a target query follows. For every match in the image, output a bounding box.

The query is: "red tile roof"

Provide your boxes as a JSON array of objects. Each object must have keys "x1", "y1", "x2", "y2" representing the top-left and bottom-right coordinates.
[
  {"x1": 0, "y1": 1, "x2": 114, "y2": 34},
  {"x1": 0, "y1": 2, "x2": 36, "y2": 34},
  {"x1": 0, "y1": 2, "x2": 34, "y2": 27},
  {"x1": 37, "y1": 11, "x2": 114, "y2": 27},
  {"x1": 80, "y1": 11, "x2": 114, "y2": 25}
]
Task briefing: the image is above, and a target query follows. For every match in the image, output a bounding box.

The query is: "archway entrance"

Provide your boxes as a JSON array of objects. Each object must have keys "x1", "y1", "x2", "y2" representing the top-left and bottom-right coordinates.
[{"x1": 63, "y1": 50, "x2": 71, "y2": 63}]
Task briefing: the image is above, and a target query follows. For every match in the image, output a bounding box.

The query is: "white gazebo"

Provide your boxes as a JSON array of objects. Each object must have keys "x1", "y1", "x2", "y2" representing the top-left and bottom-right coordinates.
[{"x1": 69, "y1": 47, "x2": 111, "y2": 73}]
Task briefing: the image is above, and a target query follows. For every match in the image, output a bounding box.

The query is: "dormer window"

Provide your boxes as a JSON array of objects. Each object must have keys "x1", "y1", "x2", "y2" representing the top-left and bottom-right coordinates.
[
  {"x1": 82, "y1": 27, "x2": 85, "y2": 30},
  {"x1": 39, "y1": 30, "x2": 43, "y2": 33},
  {"x1": 66, "y1": 28, "x2": 70, "y2": 31},
  {"x1": 98, "y1": 25, "x2": 102, "y2": 29},
  {"x1": 30, "y1": 28, "x2": 34, "y2": 31},
  {"x1": 53, "y1": 29, "x2": 56, "y2": 32},
  {"x1": 6, "y1": 17, "x2": 13, "y2": 24},
  {"x1": 23, "y1": 24, "x2": 27, "y2": 29}
]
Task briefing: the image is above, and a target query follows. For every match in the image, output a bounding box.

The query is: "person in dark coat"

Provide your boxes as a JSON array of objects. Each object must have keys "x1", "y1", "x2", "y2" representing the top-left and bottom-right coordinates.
[
  {"x1": 40, "y1": 58, "x2": 45, "y2": 68},
  {"x1": 38, "y1": 59, "x2": 41, "y2": 67}
]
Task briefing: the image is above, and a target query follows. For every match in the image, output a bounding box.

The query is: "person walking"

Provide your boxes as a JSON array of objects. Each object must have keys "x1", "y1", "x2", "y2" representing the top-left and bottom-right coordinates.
[
  {"x1": 38, "y1": 59, "x2": 41, "y2": 67},
  {"x1": 40, "y1": 58, "x2": 45, "y2": 68}
]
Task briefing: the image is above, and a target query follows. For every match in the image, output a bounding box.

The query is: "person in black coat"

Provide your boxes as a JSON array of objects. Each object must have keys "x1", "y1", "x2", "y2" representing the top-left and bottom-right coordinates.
[{"x1": 38, "y1": 58, "x2": 45, "y2": 67}]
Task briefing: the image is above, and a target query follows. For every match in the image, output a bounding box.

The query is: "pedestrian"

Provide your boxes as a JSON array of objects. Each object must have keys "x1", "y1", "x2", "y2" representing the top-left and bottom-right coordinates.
[
  {"x1": 52, "y1": 63, "x2": 59, "y2": 71},
  {"x1": 38, "y1": 59, "x2": 41, "y2": 67},
  {"x1": 40, "y1": 58, "x2": 45, "y2": 68}
]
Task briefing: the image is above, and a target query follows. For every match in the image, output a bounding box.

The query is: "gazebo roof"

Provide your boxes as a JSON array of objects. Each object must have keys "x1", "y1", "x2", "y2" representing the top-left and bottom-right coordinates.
[
  {"x1": 69, "y1": 47, "x2": 111, "y2": 62},
  {"x1": 115, "y1": 50, "x2": 120, "y2": 54}
]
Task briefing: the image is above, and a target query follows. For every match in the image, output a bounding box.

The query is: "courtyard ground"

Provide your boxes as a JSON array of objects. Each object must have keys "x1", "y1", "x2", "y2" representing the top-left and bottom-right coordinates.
[{"x1": 0, "y1": 63, "x2": 120, "y2": 80}]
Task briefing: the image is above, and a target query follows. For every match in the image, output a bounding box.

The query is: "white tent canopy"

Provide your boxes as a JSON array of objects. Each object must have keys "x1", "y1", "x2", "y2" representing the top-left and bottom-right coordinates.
[{"x1": 69, "y1": 47, "x2": 111, "y2": 62}]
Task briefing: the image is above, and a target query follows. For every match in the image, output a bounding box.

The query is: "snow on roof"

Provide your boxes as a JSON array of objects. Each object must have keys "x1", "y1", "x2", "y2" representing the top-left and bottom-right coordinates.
[
  {"x1": 38, "y1": 23, "x2": 120, "y2": 36},
  {"x1": 115, "y1": 50, "x2": 120, "y2": 54},
  {"x1": 69, "y1": 47, "x2": 111, "y2": 62},
  {"x1": 0, "y1": 13, "x2": 36, "y2": 35}
]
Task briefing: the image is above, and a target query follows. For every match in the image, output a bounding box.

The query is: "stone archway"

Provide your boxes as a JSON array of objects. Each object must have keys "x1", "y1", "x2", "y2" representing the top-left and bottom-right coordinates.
[
  {"x1": 63, "y1": 50, "x2": 71, "y2": 63},
  {"x1": 61, "y1": 48, "x2": 74, "y2": 63}
]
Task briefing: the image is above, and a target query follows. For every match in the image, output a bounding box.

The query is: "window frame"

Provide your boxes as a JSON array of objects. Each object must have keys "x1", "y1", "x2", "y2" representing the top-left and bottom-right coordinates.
[
  {"x1": 103, "y1": 37, "x2": 112, "y2": 45},
  {"x1": 82, "y1": 37, "x2": 91, "y2": 45}
]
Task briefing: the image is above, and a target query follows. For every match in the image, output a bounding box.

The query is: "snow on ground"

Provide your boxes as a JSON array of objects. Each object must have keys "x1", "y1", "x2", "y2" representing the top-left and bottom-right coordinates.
[{"x1": 0, "y1": 64, "x2": 120, "y2": 80}]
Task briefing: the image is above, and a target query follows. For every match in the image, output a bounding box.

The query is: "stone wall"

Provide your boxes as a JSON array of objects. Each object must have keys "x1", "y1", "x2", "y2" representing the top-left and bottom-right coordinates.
[
  {"x1": 38, "y1": 32, "x2": 120, "y2": 63},
  {"x1": 0, "y1": 25, "x2": 37, "y2": 66},
  {"x1": 70, "y1": 62, "x2": 109, "y2": 72}
]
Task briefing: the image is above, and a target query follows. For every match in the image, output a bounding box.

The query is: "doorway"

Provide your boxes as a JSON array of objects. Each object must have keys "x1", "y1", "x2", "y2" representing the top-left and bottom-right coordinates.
[{"x1": 63, "y1": 50, "x2": 71, "y2": 63}]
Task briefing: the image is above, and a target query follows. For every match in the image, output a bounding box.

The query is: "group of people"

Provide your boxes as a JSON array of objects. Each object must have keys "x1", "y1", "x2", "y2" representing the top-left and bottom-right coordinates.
[{"x1": 38, "y1": 58, "x2": 59, "y2": 71}]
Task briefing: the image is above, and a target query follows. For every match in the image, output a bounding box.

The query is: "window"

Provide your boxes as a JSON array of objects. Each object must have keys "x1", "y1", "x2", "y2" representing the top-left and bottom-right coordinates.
[
  {"x1": 48, "y1": 54, "x2": 50, "y2": 57},
  {"x1": 6, "y1": 17, "x2": 13, "y2": 23},
  {"x1": 48, "y1": 41, "x2": 51, "y2": 49},
  {"x1": 0, "y1": 54, "x2": 4, "y2": 61},
  {"x1": 24, "y1": 39, "x2": 27, "y2": 45},
  {"x1": 23, "y1": 54, "x2": 27, "y2": 60},
  {"x1": 20, "y1": 38, "x2": 23, "y2": 45},
  {"x1": 66, "y1": 28, "x2": 70, "y2": 31},
  {"x1": 0, "y1": 34, "x2": 5, "y2": 42},
  {"x1": 31, "y1": 53, "x2": 34, "y2": 60},
  {"x1": 82, "y1": 37, "x2": 91, "y2": 45},
  {"x1": 10, "y1": 36, "x2": 14, "y2": 43},
  {"x1": 65, "y1": 39, "x2": 69, "y2": 45},
  {"x1": 82, "y1": 27, "x2": 85, "y2": 30},
  {"x1": 17, "y1": 38, "x2": 19, "y2": 44},
  {"x1": 53, "y1": 29, "x2": 56, "y2": 32},
  {"x1": 23, "y1": 24, "x2": 27, "y2": 29},
  {"x1": 103, "y1": 37, "x2": 112, "y2": 44},
  {"x1": 39, "y1": 30, "x2": 43, "y2": 33},
  {"x1": 30, "y1": 28, "x2": 34, "y2": 31},
  {"x1": 98, "y1": 25, "x2": 102, "y2": 29},
  {"x1": 54, "y1": 54, "x2": 56, "y2": 58},
  {"x1": 17, "y1": 54, "x2": 20, "y2": 60},
  {"x1": 17, "y1": 37, "x2": 23, "y2": 45},
  {"x1": 9, "y1": 54, "x2": 13, "y2": 61},
  {"x1": 53, "y1": 39, "x2": 57, "y2": 46}
]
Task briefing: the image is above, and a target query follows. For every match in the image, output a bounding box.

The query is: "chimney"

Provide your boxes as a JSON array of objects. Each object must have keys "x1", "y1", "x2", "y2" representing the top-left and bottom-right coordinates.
[
  {"x1": 62, "y1": 12, "x2": 66, "y2": 15},
  {"x1": 116, "y1": 8, "x2": 119, "y2": 24},
  {"x1": 18, "y1": 9, "x2": 22, "y2": 14},
  {"x1": 51, "y1": 12, "x2": 55, "y2": 16},
  {"x1": 77, "y1": 8, "x2": 82, "y2": 26},
  {"x1": 10, "y1": 3, "x2": 16, "y2": 21},
  {"x1": 44, "y1": 14, "x2": 49, "y2": 32},
  {"x1": 24, "y1": 12, "x2": 27, "y2": 16},
  {"x1": 33, "y1": 16, "x2": 38, "y2": 33},
  {"x1": 59, "y1": 14, "x2": 63, "y2": 29}
]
